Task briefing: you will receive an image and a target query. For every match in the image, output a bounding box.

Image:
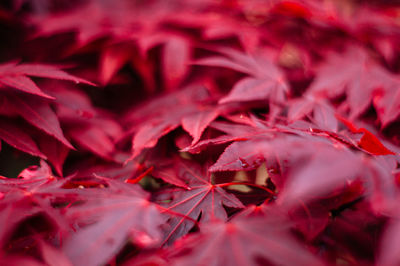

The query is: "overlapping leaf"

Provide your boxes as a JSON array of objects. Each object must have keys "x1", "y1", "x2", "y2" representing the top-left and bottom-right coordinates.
[
  {"x1": 154, "y1": 159, "x2": 244, "y2": 245},
  {"x1": 167, "y1": 213, "x2": 323, "y2": 266},
  {"x1": 309, "y1": 47, "x2": 400, "y2": 126},
  {"x1": 63, "y1": 181, "x2": 163, "y2": 266},
  {"x1": 195, "y1": 48, "x2": 289, "y2": 105},
  {"x1": 125, "y1": 85, "x2": 223, "y2": 158},
  {"x1": 0, "y1": 0, "x2": 399, "y2": 265},
  {"x1": 0, "y1": 62, "x2": 93, "y2": 98}
]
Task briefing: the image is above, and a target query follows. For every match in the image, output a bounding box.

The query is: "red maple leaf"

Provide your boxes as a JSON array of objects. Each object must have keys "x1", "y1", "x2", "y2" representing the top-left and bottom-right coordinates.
[
  {"x1": 336, "y1": 115, "x2": 396, "y2": 155},
  {"x1": 154, "y1": 159, "x2": 245, "y2": 245},
  {"x1": 0, "y1": 1, "x2": 399, "y2": 265},
  {"x1": 48, "y1": 83, "x2": 123, "y2": 162},
  {"x1": 125, "y1": 85, "x2": 222, "y2": 159},
  {"x1": 309, "y1": 46, "x2": 400, "y2": 125},
  {"x1": 62, "y1": 177, "x2": 164, "y2": 266},
  {"x1": 6, "y1": 93, "x2": 74, "y2": 149},
  {"x1": 166, "y1": 211, "x2": 323, "y2": 266},
  {"x1": 0, "y1": 61, "x2": 93, "y2": 99},
  {"x1": 195, "y1": 48, "x2": 288, "y2": 105},
  {"x1": 0, "y1": 118, "x2": 46, "y2": 159}
]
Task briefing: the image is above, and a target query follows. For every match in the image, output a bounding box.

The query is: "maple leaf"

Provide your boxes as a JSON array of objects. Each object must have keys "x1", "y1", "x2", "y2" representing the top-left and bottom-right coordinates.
[
  {"x1": 31, "y1": 0, "x2": 195, "y2": 71},
  {"x1": 287, "y1": 95, "x2": 338, "y2": 132},
  {"x1": 0, "y1": 61, "x2": 93, "y2": 99},
  {"x1": 196, "y1": 114, "x2": 393, "y2": 178},
  {"x1": 1, "y1": 161, "x2": 92, "y2": 205},
  {"x1": 195, "y1": 48, "x2": 289, "y2": 105},
  {"x1": 1, "y1": 0, "x2": 400, "y2": 265},
  {"x1": 309, "y1": 46, "x2": 400, "y2": 125},
  {"x1": 276, "y1": 137, "x2": 398, "y2": 207},
  {"x1": 150, "y1": 159, "x2": 191, "y2": 189},
  {"x1": 167, "y1": 214, "x2": 323, "y2": 266},
  {"x1": 0, "y1": 118, "x2": 46, "y2": 159},
  {"x1": 154, "y1": 159, "x2": 244, "y2": 245},
  {"x1": 47, "y1": 83, "x2": 123, "y2": 161},
  {"x1": 336, "y1": 115, "x2": 396, "y2": 155},
  {"x1": 183, "y1": 115, "x2": 276, "y2": 155},
  {"x1": 5, "y1": 93, "x2": 74, "y2": 149},
  {"x1": 0, "y1": 160, "x2": 55, "y2": 192},
  {"x1": 191, "y1": 116, "x2": 332, "y2": 172},
  {"x1": 190, "y1": 116, "x2": 396, "y2": 207},
  {"x1": 125, "y1": 85, "x2": 222, "y2": 158},
  {"x1": 99, "y1": 41, "x2": 155, "y2": 89},
  {"x1": 276, "y1": 140, "x2": 364, "y2": 205},
  {"x1": 98, "y1": 31, "x2": 192, "y2": 89},
  {"x1": 0, "y1": 164, "x2": 70, "y2": 252},
  {"x1": 62, "y1": 178, "x2": 164, "y2": 266},
  {"x1": 209, "y1": 139, "x2": 270, "y2": 172},
  {"x1": 198, "y1": 120, "x2": 395, "y2": 206},
  {"x1": 36, "y1": 135, "x2": 69, "y2": 176},
  {"x1": 66, "y1": 123, "x2": 117, "y2": 160}
]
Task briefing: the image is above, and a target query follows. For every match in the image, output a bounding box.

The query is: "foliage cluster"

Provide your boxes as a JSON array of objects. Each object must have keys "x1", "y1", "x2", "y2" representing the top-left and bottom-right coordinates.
[{"x1": 0, "y1": 0, "x2": 399, "y2": 265}]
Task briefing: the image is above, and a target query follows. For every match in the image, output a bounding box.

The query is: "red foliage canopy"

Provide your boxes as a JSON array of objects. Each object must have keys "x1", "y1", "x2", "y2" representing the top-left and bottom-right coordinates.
[{"x1": 0, "y1": 0, "x2": 399, "y2": 265}]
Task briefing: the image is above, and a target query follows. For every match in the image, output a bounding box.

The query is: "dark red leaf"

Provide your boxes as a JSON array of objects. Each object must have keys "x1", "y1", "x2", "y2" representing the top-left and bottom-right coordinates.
[
  {"x1": 155, "y1": 159, "x2": 244, "y2": 245},
  {"x1": 126, "y1": 85, "x2": 221, "y2": 158},
  {"x1": 0, "y1": 62, "x2": 94, "y2": 99},
  {"x1": 9, "y1": 94, "x2": 74, "y2": 149},
  {"x1": 0, "y1": 119, "x2": 46, "y2": 159}
]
